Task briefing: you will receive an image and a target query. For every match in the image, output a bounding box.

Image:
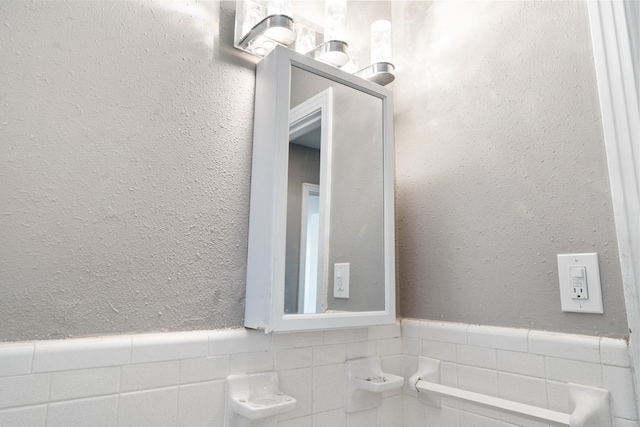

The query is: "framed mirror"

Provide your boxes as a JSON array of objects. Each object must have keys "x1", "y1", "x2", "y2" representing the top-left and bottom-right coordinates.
[{"x1": 245, "y1": 46, "x2": 395, "y2": 332}]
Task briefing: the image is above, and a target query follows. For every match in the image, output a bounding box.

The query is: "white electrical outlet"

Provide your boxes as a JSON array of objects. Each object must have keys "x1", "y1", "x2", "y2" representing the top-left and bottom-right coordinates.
[
  {"x1": 557, "y1": 253, "x2": 603, "y2": 314},
  {"x1": 569, "y1": 266, "x2": 589, "y2": 300},
  {"x1": 334, "y1": 263, "x2": 350, "y2": 299}
]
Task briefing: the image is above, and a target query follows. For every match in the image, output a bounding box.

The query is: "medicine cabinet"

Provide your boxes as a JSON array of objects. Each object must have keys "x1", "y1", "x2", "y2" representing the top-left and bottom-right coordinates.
[{"x1": 245, "y1": 46, "x2": 395, "y2": 332}]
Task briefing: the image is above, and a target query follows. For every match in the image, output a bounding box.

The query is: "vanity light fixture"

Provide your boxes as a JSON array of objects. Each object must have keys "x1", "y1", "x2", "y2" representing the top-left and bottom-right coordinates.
[
  {"x1": 305, "y1": 0, "x2": 351, "y2": 68},
  {"x1": 233, "y1": 0, "x2": 396, "y2": 84},
  {"x1": 234, "y1": 0, "x2": 297, "y2": 58},
  {"x1": 354, "y1": 20, "x2": 396, "y2": 86}
]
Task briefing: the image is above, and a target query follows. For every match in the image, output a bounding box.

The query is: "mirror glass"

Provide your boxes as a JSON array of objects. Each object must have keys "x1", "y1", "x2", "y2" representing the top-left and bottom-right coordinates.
[{"x1": 284, "y1": 65, "x2": 385, "y2": 315}]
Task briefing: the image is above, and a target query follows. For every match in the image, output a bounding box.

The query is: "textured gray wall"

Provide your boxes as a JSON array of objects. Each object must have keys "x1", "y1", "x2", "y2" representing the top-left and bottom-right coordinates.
[
  {"x1": 1, "y1": 0, "x2": 628, "y2": 342},
  {"x1": 392, "y1": 1, "x2": 628, "y2": 337},
  {"x1": 0, "y1": 1, "x2": 255, "y2": 341},
  {"x1": 0, "y1": 0, "x2": 391, "y2": 342}
]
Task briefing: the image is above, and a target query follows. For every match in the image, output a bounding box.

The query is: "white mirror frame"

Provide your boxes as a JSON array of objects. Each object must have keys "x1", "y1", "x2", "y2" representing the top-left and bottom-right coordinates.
[{"x1": 245, "y1": 46, "x2": 396, "y2": 333}]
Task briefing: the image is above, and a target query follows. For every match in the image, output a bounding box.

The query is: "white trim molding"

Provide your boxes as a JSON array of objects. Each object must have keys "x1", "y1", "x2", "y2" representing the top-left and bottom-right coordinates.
[{"x1": 588, "y1": 0, "x2": 640, "y2": 416}]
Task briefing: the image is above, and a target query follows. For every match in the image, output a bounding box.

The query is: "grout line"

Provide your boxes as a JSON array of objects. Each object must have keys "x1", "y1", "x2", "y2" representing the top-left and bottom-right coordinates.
[
  {"x1": 127, "y1": 336, "x2": 133, "y2": 367},
  {"x1": 43, "y1": 402, "x2": 49, "y2": 427},
  {"x1": 45, "y1": 372, "x2": 52, "y2": 403},
  {"x1": 30, "y1": 342, "x2": 36, "y2": 374},
  {"x1": 113, "y1": 390, "x2": 120, "y2": 426},
  {"x1": 117, "y1": 365, "x2": 123, "y2": 394},
  {"x1": 598, "y1": 336, "x2": 603, "y2": 365}
]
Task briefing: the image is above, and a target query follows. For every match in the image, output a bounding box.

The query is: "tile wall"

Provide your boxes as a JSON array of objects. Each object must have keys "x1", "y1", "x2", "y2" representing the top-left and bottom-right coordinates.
[
  {"x1": 0, "y1": 324, "x2": 402, "y2": 427},
  {"x1": 0, "y1": 320, "x2": 637, "y2": 426},
  {"x1": 401, "y1": 319, "x2": 639, "y2": 427}
]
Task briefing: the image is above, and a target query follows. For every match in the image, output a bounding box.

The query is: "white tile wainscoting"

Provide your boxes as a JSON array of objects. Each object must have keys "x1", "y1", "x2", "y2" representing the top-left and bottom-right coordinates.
[
  {"x1": 0, "y1": 325, "x2": 403, "y2": 427},
  {"x1": 0, "y1": 320, "x2": 637, "y2": 426},
  {"x1": 401, "y1": 319, "x2": 639, "y2": 427}
]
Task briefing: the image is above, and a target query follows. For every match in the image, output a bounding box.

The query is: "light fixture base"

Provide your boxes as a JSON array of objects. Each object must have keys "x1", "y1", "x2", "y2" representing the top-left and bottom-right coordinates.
[
  {"x1": 237, "y1": 14, "x2": 296, "y2": 58},
  {"x1": 306, "y1": 40, "x2": 350, "y2": 68},
  {"x1": 354, "y1": 62, "x2": 395, "y2": 86}
]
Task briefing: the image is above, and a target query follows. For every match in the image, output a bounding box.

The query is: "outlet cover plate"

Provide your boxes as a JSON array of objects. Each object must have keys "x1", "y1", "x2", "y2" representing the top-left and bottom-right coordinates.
[{"x1": 557, "y1": 253, "x2": 603, "y2": 314}]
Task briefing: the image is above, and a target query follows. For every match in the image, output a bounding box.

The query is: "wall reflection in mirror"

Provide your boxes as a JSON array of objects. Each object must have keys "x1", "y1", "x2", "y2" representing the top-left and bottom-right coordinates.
[{"x1": 284, "y1": 65, "x2": 385, "y2": 315}]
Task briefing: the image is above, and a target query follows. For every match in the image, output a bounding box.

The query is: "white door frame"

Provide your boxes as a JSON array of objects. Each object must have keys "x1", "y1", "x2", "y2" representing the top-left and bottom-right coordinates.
[
  {"x1": 298, "y1": 183, "x2": 320, "y2": 313},
  {"x1": 587, "y1": 0, "x2": 640, "y2": 413},
  {"x1": 289, "y1": 88, "x2": 334, "y2": 314}
]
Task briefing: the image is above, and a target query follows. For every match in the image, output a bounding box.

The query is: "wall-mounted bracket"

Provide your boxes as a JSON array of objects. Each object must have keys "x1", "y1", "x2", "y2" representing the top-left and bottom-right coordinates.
[
  {"x1": 225, "y1": 372, "x2": 296, "y2": 427},
  {"x1": 408, "y1": 356, "x2": 441, "y2": 407},
  {"x1": 344, "y1": 357, "x2": 404, "y2": 413},
  {"x1": 569, "y1": 383, "x2": 613, "y2": 427}
]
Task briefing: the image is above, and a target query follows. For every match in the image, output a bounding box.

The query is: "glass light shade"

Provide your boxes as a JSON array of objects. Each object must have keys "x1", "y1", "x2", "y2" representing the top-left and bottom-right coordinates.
[
  {"x1": 263, "y1": 24, "x2": 296, "y2": 45},
  {"x1": 371, "y1": 20, "x2": 392, "y2": 64},
  {"x1": 324, "y1": 0, "x2": 347, "y2": 42},
  {"x1": 354, "y1": 62, "x2": 395, "y2": 86},
  {"x1": 234, "y1": 0, "x2": 295, "y2": 58},
  {"x1": 318, "y1": 50, "x2": 349, "y2": 67},
  {"x1": 307, "y1": 40, "x2": 350, "y2": 68},
  {"x1": 236, "y1": 0, "x2": 266, "y2": 44},
  {"x1": 295, "y1": 23, "x2": 316, "y2": 54},
  {"x1": 268, "y1": 0, "x2": 292, "y2": 17},
  {"x1": 341, "y1": 57, "x2": 359, "y2": 74}
]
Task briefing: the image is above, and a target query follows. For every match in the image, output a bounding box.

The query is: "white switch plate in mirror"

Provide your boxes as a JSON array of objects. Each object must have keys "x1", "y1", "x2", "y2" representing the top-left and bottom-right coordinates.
[
  {"x1": 334, "y1": 263, "x2": 350, "y2": 299},
  {"x1": 557, "y1": 253, "x2": 604, "y2": 314}
]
